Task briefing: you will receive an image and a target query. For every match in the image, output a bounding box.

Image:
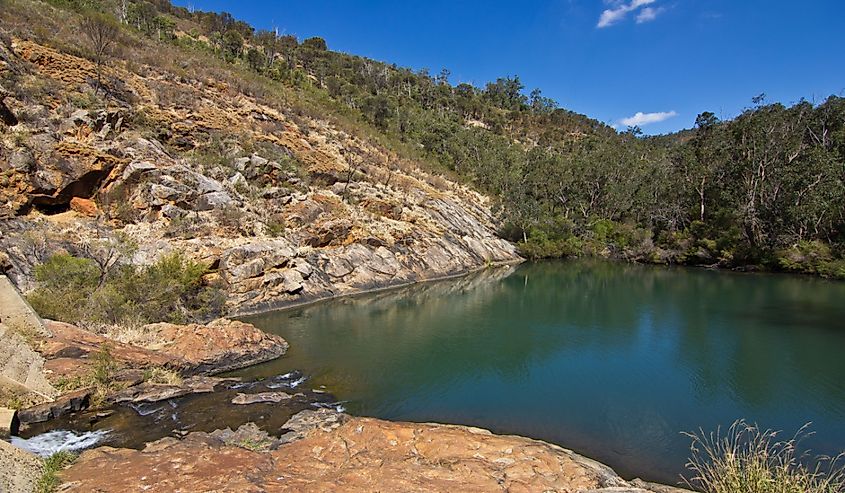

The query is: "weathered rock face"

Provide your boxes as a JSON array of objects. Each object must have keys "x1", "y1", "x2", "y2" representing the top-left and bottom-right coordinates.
[
  {"x1": 0, "y1": 38, "x2": 521, "y2": 318},
  {"x1": 143, "y1": 319, "x2": 289, "y2": 375},
  {"x1": 59, "y1": 412, "x2": 691, "y2": 493},
  {"x1": 39, "y1": 318, "x2": 287, "y2": 381}
]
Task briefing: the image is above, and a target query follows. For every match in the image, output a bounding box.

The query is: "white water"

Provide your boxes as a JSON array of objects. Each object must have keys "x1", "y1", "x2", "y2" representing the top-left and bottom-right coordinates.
[{"x1": 10, "y1": 429, "x2": 110, "y2": 457}]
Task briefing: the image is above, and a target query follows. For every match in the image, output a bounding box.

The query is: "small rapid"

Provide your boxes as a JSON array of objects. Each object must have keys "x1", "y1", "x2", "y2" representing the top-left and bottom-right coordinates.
[{"x1": 10, "y1": 429, "x2": 110, "y2": 457}]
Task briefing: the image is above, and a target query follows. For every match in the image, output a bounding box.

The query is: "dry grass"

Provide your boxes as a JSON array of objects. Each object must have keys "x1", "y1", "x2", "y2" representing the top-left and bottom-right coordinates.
[
  {"x1": 143, "y1": 367, "x2": 182, "y2": 386},
  {"x1": 684, "y1": 420, "x2": 845, "y2": 493}
]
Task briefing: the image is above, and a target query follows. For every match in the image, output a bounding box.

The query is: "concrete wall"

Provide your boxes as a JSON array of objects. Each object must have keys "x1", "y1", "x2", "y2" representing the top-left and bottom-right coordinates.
[{"x1": 0, "y1": 275, "x2": 57, "y2": 402}]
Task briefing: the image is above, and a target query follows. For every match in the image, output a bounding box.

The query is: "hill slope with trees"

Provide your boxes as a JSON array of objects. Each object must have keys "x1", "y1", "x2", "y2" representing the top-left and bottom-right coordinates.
[{"x1": 3, "y1": 0, "x2": 844, "y2": 278}]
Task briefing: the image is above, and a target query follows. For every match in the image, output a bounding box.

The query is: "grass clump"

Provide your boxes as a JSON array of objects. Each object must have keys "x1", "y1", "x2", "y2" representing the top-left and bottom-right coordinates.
[
  {"x1": 35, "y1": 450, "x2": 77, "y2": 493},
  {"x1": 684, "y1": 420, "x2": 845, "y2": 493},
  {"x1": 143, "y1": 366, "x2": 183, "y2": 385}
]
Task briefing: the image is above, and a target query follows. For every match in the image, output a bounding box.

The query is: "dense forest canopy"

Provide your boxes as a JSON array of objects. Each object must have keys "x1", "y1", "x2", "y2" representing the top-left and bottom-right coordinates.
[{"x1": 31, "y1": 0, "x2": 845, "y2": 277}]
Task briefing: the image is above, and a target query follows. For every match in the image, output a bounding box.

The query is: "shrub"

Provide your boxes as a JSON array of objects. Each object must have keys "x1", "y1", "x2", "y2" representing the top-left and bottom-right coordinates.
[
  {"x1": 684, "y1": 420, "x2": 845, "y2": 493},
  {"x1": 518, "y1": 229, "x2": 582, "y2": 260},
  {"x1": 27, "y1": 251, "x2": 223, "y2": 326},
  {"x1": 28, "y1": 254, "x2": 99, "y2": 322},
  {"x1": 778, "y1": 241, "x2": 845, "y2": 279}
]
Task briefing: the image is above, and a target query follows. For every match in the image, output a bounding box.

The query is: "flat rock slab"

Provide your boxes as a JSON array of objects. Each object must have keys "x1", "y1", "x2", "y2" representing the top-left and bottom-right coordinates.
[
  {"x1": 41, "y1": 321, "x2": 175, "y2": 371},
  {"x1": 231, "y1": 391, "x2": 297, "y2": 405},
  {"x1": 110, "y1": 376, "x2": 225, "y2": 404},
  {"x1": 59, "y1": 413, "x2": 691, "y2": 492}
]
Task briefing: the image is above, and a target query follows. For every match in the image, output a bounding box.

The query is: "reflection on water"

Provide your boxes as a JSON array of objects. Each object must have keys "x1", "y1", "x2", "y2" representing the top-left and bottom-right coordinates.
[{"x1": 241, "y1": 260, "x2": 845, "y2": 484}]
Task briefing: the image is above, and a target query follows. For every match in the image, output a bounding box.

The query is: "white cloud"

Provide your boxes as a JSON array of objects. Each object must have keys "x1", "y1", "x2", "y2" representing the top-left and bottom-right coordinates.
[
  {"x1": 636, "y1": 6, "x2": 664, "y2": 23},
  {"x1": 620, "y1": 111, "x2": 678, "y2": 127},
  {"x1": 597, "y1": 0, "x2": 658, "y2": 28}
]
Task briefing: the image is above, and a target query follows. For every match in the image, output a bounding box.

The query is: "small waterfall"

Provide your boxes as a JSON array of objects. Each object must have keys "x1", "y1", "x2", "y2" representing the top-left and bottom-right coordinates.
[{"x1": 10, "y1": 429, "x2": 110, "y2": 457}]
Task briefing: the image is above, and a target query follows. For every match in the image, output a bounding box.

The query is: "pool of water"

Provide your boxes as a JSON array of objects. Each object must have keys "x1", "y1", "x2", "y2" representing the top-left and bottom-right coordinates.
[{"x1": 240, "y1": 260, "x2": 845, "y2": 484}]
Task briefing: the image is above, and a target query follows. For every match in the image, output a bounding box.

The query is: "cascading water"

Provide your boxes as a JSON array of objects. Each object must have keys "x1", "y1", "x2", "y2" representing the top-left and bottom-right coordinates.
[{"x1": 10, "y1": 429, "x2": 110, "y2": 457}]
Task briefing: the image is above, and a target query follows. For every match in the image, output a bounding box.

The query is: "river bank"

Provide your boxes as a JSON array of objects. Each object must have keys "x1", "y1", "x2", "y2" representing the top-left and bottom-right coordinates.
[{"x1": 3, "y1": 264, "x2": 701, "y2": 493}]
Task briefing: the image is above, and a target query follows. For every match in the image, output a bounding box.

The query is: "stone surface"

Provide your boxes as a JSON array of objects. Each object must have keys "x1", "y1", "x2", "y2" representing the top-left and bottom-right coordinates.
[
  {"x1": 0, "y1": 439, "x2": 43, "y2": 493},
  {"x1": 143, "y1": 319, "x2": 289, "y2": 375},
  {"x1": 110, "y1": 376, "x2": 223, "y2": 404},
  {"x1": 231, "y1": 391, "x2": 295, "y2": 405},
  {"x1": 69, "y1": 196, "x2": 99, "y2": 216},
  {"x1": 16, "y1": 388, "x2": 91, "y2": 424},
  {"x1": 0, "y1": 275, "x2": 57, "y2": 405},
  {"x1": 59, "y1": 413, "x2": 692, "y2": 493},
  {"x1": 40, "y1": 320, "x2": 176, "y2": 379}
]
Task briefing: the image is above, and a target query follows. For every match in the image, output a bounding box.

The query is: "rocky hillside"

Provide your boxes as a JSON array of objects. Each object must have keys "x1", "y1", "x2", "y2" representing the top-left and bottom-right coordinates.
[{"x1": 0, "y1": 30, "x2": 520, "y2": 316}]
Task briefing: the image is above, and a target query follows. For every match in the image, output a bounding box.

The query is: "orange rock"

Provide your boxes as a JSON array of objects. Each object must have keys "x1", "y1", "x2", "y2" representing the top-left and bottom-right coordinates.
[
  {"x1": 58, "y1": 413, "x2": 691, "y2": 492},
  {"x1": 69, "y1": 197, "x2": 98, "y2": 217}
]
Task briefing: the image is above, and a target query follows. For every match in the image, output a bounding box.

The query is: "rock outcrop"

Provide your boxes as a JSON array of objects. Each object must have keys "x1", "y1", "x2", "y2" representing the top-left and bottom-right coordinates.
[
  {"x1": 0, "y1": 37, "x2": 521, "y2": 317},
  {"x1": 39, "y1": 318, "x2": 287, "y2": 380},
  {"x1": 59, "y1": 411, "x2": 693, "y2": 493},
  {"x1": 142, "y1": 319, "x2": 289, "y2": 375}
]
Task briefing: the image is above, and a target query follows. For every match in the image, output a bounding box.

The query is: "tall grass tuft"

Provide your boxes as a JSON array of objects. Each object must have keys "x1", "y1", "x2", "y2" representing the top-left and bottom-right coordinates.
[{"x1": 684, "y1": 420, "x2": 845, "y2": 493}]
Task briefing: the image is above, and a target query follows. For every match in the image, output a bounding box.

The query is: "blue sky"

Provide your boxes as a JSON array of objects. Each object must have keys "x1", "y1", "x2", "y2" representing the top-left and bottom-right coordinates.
[{"x1": 176, "y1": 1, "x2": 845, "y2": 135}]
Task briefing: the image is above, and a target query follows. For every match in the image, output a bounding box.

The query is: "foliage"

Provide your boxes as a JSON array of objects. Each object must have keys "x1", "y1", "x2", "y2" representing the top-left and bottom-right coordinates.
[
  {"x1": 684, "y1": 420, "x2": 845, "y2": 493},
  {"x1": 778, "y1": 241, "x2": 845, "y2": 279},
  {"x1": 13, "y1": 0, "x2": 845, "y2": 277},
  {"x1": 28, "y1": 251, "x2": 223, "y2": 326},
  {"x1": 35, "y1": 451, "x2": 78, "y2": 493}
]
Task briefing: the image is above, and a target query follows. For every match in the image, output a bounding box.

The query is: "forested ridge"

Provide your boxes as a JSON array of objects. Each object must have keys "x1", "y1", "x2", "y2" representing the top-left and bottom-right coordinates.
[{"x1": 16, "y1": 0, "x2": 845, "y2": 277}]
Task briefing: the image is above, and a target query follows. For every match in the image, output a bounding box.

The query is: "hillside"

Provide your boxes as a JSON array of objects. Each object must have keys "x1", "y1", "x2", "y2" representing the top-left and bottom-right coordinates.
[
  {"x1": 0, "y1": 0, "x2": 521, "y2": 325},
  {"x1": 3, "y1": 0, "x2": 843, "y2": 290}
]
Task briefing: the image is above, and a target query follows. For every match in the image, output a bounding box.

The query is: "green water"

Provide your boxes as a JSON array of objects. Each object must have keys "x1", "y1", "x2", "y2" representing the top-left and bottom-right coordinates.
[{"x1": 241, "y1": 260, "x2": 845, "y2": 484}]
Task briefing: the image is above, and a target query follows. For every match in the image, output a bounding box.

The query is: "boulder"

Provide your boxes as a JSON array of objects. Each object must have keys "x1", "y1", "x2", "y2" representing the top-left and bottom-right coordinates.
[
  {"x1": 142, "y1": 319, "x2": 288, "y2": 375},
  {"x1": 303, "y1": 219, "x2": 351, "y2": 247},
  {"x1": 194, "y1": 191, "x2": 234, "y2": 211},
  {"x1": 69, "y1": 197, "x2": 99, "y2": 217},
  {"x1": 110, "y1": 376, "x2": 222, "y2": 404},
  {"x1": 17, "y1": 388, "x2": 91, "y2": 424}
]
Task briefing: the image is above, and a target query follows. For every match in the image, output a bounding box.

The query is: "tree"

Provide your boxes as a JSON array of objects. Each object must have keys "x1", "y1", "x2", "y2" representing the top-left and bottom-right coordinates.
[
  {"x1": 302, "y1": 36, "x2": 327, "y2": 51},
  {"x1": 81, "y1": 12, "x2": 120, "y2": 94},
  {"x1": 222, "y1": 29, "x2": 244, "y2": 61}
]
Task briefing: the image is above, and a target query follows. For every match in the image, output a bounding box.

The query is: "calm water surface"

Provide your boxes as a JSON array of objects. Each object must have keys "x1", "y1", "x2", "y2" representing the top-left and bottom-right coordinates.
[{"x1": 241, "y1": 260, "x2": 845, "y2": 484}]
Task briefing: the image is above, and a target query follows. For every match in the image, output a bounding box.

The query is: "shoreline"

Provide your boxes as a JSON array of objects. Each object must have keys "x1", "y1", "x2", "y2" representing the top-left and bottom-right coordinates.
[
  {"x1": 230, "y1": 258, "x2": 526, "y2": 317},
  {"x1": 6, "y1": 260, "x2": 696, "y2": 492}
]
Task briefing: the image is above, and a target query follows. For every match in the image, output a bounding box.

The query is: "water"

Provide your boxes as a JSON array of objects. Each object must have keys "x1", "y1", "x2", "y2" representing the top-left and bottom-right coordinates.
[
  {"x1": 16, "y1": 373, "x2": 342, "y2": 454},
  {"x1": 240, "y1": 260, "x2": 845, "y2": 485},
  {"x1": 11, "y1": 430, "x2": 110, "y2": 457}
]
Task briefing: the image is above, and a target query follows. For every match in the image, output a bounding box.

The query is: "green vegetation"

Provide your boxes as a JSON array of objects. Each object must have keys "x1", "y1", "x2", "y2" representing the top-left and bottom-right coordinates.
[
  {"x1": 685, "y1": 420, "x2": 845, "y2": 493},
  {"x1": 35, "y1": 451, "x2": 77, "y2": 493},
  {"x1": 28, "y1": 251, "x2": 223, "y2": 326},
  {"x1": 6, "y1": 0, "x2": 843, "y2": 278},
  {"x1": 53, "y1": 343, "x2": 123, "y2": 404}
]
